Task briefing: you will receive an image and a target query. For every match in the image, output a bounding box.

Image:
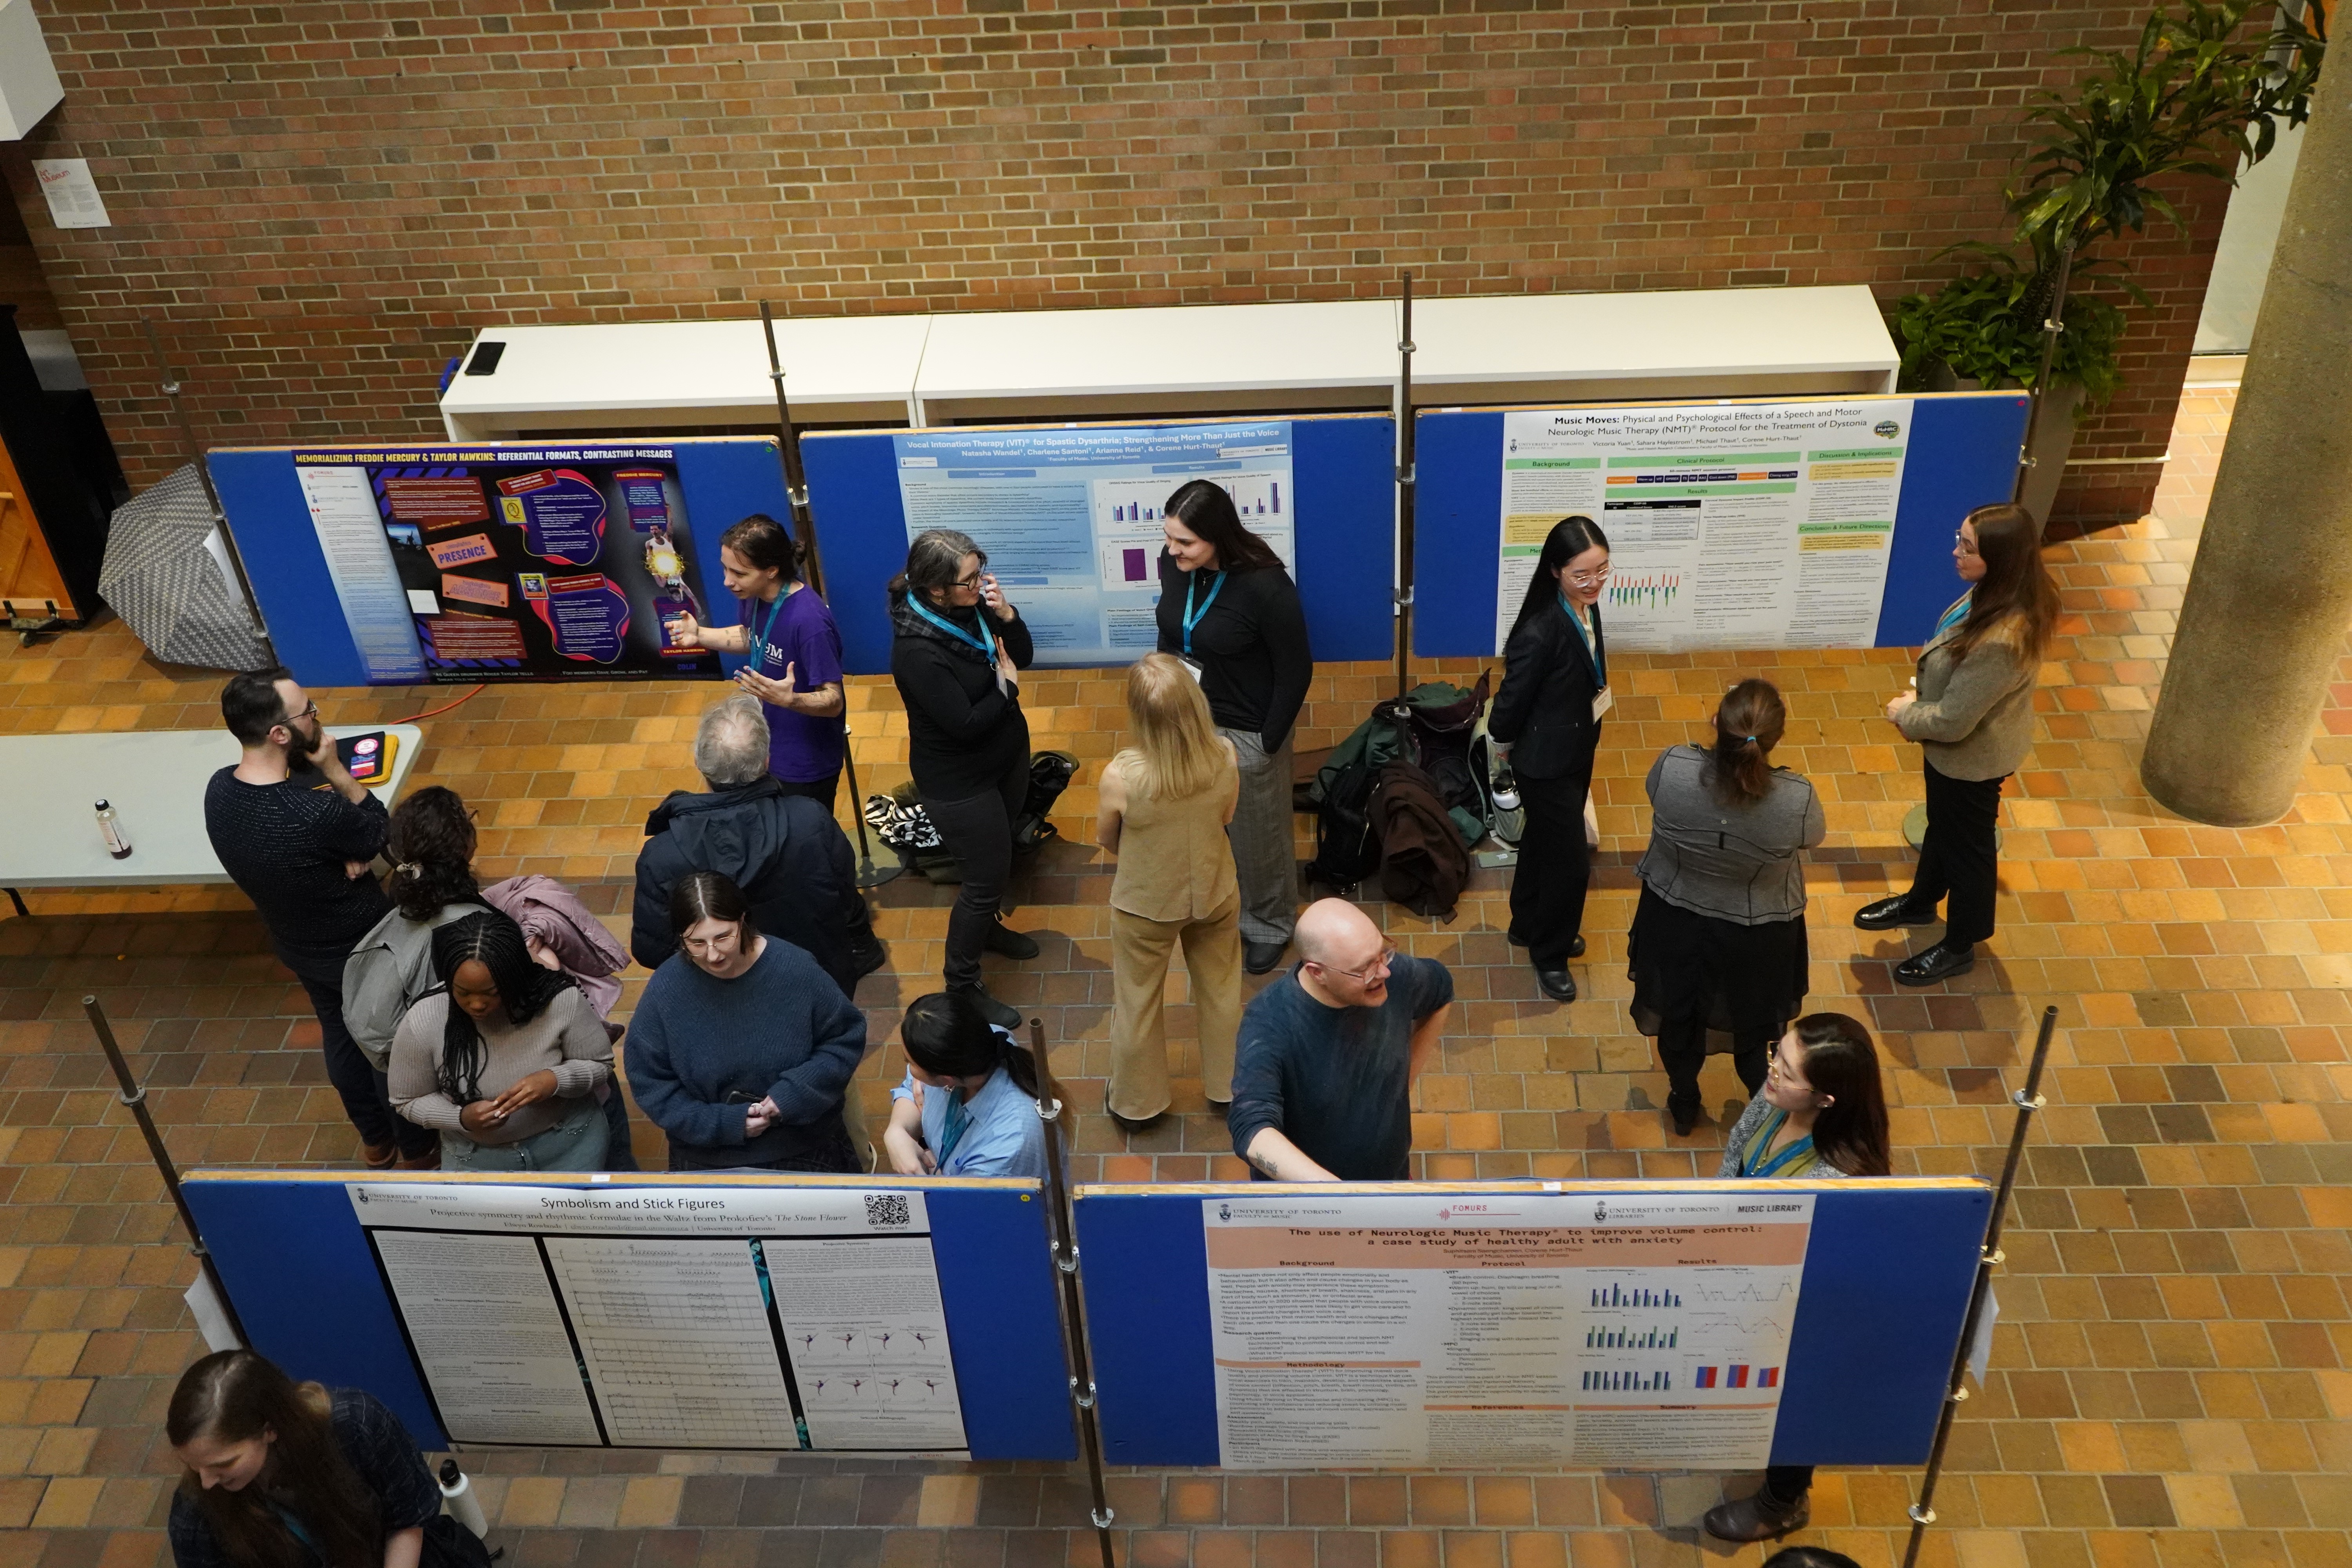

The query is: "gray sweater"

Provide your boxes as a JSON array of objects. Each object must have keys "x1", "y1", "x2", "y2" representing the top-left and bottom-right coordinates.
[
  {"x1": 1718, "y1": 1089, "x2": 1852, "y2": 1180},
  {"x1": 1895, "y1": 617, "x2": 2038, "y2": 781},
  {"x1": 1635, "y1": 746, "x2": 1825, "y2": 924}
]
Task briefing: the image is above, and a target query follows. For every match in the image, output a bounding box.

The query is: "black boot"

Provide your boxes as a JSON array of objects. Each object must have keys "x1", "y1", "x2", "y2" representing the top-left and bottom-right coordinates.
[{"x1": 1702, "y1": 1485, "x2": 1809, "y2": 1542}]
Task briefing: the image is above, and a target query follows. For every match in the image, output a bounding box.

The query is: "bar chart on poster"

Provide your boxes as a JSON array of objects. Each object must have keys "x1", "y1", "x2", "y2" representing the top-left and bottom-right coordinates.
[{"x1": 350, "y1": 1182, "x2": 969, "y2": 1453}]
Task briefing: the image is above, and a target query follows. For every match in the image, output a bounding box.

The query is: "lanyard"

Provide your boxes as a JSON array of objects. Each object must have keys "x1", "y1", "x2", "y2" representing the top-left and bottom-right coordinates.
[
  {"x1": 1740, "y1": 1108, "x2": 1819, "y2": 1178},
  {"x1": 1181, "y1": 570, "x2": 1226, "y2": 656},
  {"x1": 752, "y1": 587, "x2": 789, "y2": 666},
  {"x1": 1558, "y1": 592, "x2": 1605, "y2": 687},
  {"x1": 1933, "y1": 590, "x2": 1972, "y2": 641},
  {"x1": 907, "y1": 596, "x2": 996, "y2": 657},
  {"x1": 938, "y1": 1089, "x2": 973, "y2": 1164}
]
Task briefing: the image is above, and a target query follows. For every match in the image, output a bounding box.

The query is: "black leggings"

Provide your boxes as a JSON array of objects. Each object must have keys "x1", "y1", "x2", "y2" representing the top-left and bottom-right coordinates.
[
  {"x1": 922, "y1": 750, "x2": 1029, "y2": 991},
  {"x1": 1909, "y1": 761, "x2": 2007, "y2": 946},
  {"x1": 1509, "y1": 768, "x2": 1593, "y2": 967},
  {"x1": 1655, "y1": 1018, "x2": 1771, "y2": 1106}
]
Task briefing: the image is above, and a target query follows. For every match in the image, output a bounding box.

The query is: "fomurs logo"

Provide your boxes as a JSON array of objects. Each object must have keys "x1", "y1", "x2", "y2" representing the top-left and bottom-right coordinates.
[{"x1": 1873, "y1": 421, "x2": 1902, "y2": 439}]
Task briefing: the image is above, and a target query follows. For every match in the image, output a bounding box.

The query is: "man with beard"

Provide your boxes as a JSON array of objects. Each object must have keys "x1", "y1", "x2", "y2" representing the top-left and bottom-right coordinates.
[{"x1": 203, "y1": 668, "x2": 438, "y2": 1169}]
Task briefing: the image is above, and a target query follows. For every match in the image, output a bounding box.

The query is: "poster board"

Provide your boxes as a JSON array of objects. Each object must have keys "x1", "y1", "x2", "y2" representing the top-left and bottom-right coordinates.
[
  {"x1": 208, "y1": 438, "x2": 795, "y2": 690},
  {"x1": 1412, "y1": 392, "x2": 2033, "y2": 656},
  {"x1": 1072, "y1": 1179, "x2": 1989, "y2": 1470},
  {"x1": 801, "y1": 414, "x2": 1397, "y2": 674},
  {"x1": 182, "y1": 1171, "x2": 1076, "y2": 1461}
]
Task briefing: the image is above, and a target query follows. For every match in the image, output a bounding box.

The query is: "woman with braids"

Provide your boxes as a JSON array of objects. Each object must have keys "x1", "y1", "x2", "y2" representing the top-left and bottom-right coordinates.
[
  {"x1": 387, "y1": 910, "x2": 613, "y2": 1172},
  {"x1": 1860, "y1": 501, "x2": 2060, "y2": 985},
  {"x1": 166, "y1": 1348, "x2": 476, "y2": 1568},
  {"x1": 663, "y1": 512, "x2": 849, "y2": 810},
  {"x1": 1703, "y1": 1013, "x2": 1891, "y2": 1544},
  {"x1": 1629, "y1": 679, "x2": 1825, "y2": 1136},
  {"x1": 881, "y1": 991, "x2": 1061, "y2": 1179}
]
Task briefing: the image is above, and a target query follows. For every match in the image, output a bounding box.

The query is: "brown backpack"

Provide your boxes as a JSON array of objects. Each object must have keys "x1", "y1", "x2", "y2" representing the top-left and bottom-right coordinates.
[{"x1": 1370, "y1": 759, "x2": 1471, "y2": 919}]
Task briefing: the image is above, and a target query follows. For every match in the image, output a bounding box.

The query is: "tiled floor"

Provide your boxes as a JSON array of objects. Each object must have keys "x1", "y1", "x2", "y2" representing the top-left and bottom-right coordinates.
[{"x1": 7, "y1": 379, "x2": 2351, "y2": 1568}]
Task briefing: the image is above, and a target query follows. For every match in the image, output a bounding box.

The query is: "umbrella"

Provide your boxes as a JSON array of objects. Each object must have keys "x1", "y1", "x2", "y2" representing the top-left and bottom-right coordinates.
[{"x1": 98, "y1": 463, "x2": 272, "y2": 671}]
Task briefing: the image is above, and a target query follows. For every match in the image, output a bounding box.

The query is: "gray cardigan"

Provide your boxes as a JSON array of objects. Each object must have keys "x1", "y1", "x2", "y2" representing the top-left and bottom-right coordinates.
[
  {"x1": 1636, "y1": 746, "x2": 1825, "y2": 924},
  {"x1": 1896, "y1": 617, "x2": 2038, "y2": 781}
]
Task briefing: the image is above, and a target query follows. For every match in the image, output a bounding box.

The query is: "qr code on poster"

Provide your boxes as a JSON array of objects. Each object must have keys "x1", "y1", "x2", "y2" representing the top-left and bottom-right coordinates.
[{"x1": 864, "y1": 1192, "x2": 913, "y2": 1228}]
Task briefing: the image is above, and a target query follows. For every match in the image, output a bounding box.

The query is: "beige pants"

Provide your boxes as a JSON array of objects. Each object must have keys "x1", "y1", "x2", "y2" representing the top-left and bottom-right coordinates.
[{"x1": 1109, "y1": 894, "x2": 1243, "y2": 1120}]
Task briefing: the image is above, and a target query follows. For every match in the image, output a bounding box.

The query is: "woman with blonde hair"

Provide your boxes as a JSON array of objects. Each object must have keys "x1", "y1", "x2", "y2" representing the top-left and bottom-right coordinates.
[
  {"x1": 1096, "y1": 653, "x2": 1243, "y2": 1128},
  {"x1": 1860, "y1": 502, "x2": 2060, "y2": 985}
]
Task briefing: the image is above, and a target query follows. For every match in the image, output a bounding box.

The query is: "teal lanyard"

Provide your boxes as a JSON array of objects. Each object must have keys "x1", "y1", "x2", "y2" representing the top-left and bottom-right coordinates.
[
  {"x1": 1558, "y1": 593, "x2": 1604, "y2": 687},
  {"x1": 907, "y1": 597, "x2": 995, "y2": 657},
  {"x1": 1740, "y1": 1108, "x2": 1819, "y2": 1178},
  {"x1": 752, "y1": 588, "x2": 788, "y2": 666},
  {"x1": 938, "y1": 1089, "x2": 973, "y2": 1163},
  {"x1": 1932, "y1": 590, "x2": 1972, "y2": 641},
  {"x1": 1181, "y1": 570, "x2": 1226, "y2": 656}
]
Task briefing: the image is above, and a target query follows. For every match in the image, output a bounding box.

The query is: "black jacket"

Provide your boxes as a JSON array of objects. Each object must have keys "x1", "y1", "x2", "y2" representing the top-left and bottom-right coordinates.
[
  {"x1": 1152, "y1": 552, "x2": 1314, "y2": 753},
  {"x1": 1489, "y1": 598, "x2": 1606, "y2": 782},
  {"x1": 890, "y1": 595, "x2": 1035, "y2": 799},
  {"x1": 631, "y1": 776, "x2": 864, "y2": 995}
]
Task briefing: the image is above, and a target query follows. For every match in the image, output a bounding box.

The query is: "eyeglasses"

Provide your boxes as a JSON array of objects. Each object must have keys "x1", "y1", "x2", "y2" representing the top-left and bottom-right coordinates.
[
  {"x1": 1952, "y1": 532, "x2": 1980, "y2": 557},
  {"x1": 1313, "y1": 945, "x2": 1399, "y2": 983},
  {"x1": 1564, "y1": 564, "x2": 1612, "y2": 587},
  {"x1": 951, "y1": 573, "x2": 985, "y2": 589},
  {"x1": 279, "y1": 702, "x2": 319, "y2": 728}
]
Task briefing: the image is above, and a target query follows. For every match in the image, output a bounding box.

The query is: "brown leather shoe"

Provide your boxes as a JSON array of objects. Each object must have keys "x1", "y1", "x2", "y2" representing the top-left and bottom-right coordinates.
[
  {"x1": 361, "y1": 1141, "x2": 398, "y2": 1170},
  {"x1": 393, "y1": 1141, "x2": 442, "y2": 1171},
  {"x1": 1702, "y1": 1488, "x2": 1809, "y2": 1543}
]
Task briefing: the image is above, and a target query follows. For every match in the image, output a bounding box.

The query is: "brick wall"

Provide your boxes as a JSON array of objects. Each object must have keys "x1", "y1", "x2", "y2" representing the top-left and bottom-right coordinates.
[{"x1": 3, "y1": 0, "x2": 2236, "y2": 523}]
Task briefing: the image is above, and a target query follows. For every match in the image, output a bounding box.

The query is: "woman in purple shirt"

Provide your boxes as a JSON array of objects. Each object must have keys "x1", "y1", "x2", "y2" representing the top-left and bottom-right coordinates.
[{"x1": 663, "y1": 514, "x2": 849, "y2": 811}]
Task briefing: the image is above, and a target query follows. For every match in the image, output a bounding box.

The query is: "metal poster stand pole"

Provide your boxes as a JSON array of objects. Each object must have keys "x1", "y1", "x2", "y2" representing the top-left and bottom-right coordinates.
[
  {"x1": 1899, "y1": 1003, "x2": 2058, "y2": 1568},
  {"x1": 1027, "y1": 1017, "x2": 1118, "y2": 1568},
  {"x1": 1393, "y1": 272, "x2": 1418, "y2": 702},
  {"x1": 2009, "y1": 244, "x2": 2075, "y2": 516},
  {"x1": 758, "y1": 301, "x2": 899, "y2": 891},
  {"x1": 142, "y1": 319, "x2": 275, "y2": 658},
  {"x1": 82, "y1": 995, "x2": 248, "y2": 1346}
]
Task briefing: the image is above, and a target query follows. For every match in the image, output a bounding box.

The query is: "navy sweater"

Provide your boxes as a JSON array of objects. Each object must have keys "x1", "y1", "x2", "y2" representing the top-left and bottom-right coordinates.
[{"x1": 624, "y1": 937, "x2": 867, "y2": 1162}]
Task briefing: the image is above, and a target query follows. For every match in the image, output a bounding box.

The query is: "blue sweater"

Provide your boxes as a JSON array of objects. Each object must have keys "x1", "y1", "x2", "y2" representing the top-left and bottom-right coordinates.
[{"x1": 625, "y1": 938, "x2": 867, "y2": 1162}]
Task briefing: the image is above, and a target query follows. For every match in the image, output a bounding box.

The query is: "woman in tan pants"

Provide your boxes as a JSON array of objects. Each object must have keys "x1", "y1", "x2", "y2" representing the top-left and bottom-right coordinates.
[{"x1": 1098, "y1": 654, "x2": 1244, "y2": 1129}]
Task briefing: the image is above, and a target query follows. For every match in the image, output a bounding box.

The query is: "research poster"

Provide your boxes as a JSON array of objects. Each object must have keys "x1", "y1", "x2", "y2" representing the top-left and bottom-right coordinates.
[
  {"x1": 1494, "y1": 400, "x2": 1915, "y2": 653},
  {"x1": 352, "y1": 1182, "x2": 967, "y2": 1453},
  {"x1": 292, "y1": 446, "x2": 725, "y2": 685},
  {"x1": 890, "y1": 421, "x2": 1297, "y2": 666},
  {"x1": 1203, "y1": 1190, "x2": 1813, "y2": 1470}
]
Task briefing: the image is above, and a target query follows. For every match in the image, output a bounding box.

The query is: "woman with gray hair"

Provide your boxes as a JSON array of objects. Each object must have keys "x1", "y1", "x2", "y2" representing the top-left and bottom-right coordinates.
[{"x1": 889, "y1": 529, "x2": 1037, "y2": 1030}]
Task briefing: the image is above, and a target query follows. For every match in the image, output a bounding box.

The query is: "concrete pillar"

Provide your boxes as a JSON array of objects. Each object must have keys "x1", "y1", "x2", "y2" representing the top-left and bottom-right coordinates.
[{"x1": 2141, "y1": 54, "x2": 2352, "y2": 826}]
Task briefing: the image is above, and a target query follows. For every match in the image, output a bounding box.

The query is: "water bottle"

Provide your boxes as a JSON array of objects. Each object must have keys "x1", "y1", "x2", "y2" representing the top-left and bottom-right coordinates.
[
  {"x1": 1490, "y1": 766, "x2": 1520, "y2": 814},
  {"x1": 438, "y1": 1458, "x2": 489, "y2": 1539},
  {"x1": 95, "y1": 800, "x2": 132, "y2": 860}
]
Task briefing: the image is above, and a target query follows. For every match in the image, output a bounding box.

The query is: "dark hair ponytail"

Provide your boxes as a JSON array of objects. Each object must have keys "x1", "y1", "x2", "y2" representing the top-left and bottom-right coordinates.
[
  {"x1": 168, "y1": 1350, "x2": 380, "y2": 1568},
  {"x1": 385, "y1": 786, "x2": 482, "y2": 922},
  {"x1": 1708, "y1": 679, "x2": 1788, "y2": 806},
  {"x1": 720, "y1": 514, "x2": 804, "y2": 585},
  {"x1": 429, "y1": 911, "x2": 575, "y2": 1105},
  {"x1": 1791, "y1": 1013, "x2": 1890, "y2": 1177},
  {"x1": 1508, "y1": 515, "x2": 1610, "y2": 638},
  {"x1": 899, "y1": 992, "x2": 1067, "y2": 1129}
]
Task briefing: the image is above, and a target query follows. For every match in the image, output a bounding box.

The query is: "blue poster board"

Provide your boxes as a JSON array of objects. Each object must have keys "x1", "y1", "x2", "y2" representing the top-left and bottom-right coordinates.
[
  {"x1": 1071, "y1": 1180, "x2": 1989, "y2": 1469},
  {"x1": 802, "y1": 414, "x2": 1398, "y2": 674},
  {"x1": 183, "y1": 1171, "x2": 1077, "y2": 1461},
  {"x1": 1411, "y1": 392, "x2": 2032, "y2": 657}
]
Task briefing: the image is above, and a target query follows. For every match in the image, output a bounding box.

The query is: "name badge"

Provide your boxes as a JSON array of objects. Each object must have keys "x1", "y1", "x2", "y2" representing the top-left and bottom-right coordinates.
[
  {"x1": 1592, "y1": 686, "x2": 1614, "y2": 720},
  {"x1": 1180, "y1": 658, "x2": 1205, "y2": 686}
]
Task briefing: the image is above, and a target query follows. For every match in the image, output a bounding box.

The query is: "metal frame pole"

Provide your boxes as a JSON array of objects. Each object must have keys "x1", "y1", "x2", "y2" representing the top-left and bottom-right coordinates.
[
  {"x1": 1394, "y1": 272, "x2": 1418, "y2": 702},
  {"x1": 2011, "y1": 245, "x2": 2075, "y2": 516},
  {"x1": 83, "y1": 995, "x2": 248, "y2": 1346},
  {"x1": 1899, "y1": 1003, "x2": 2059, "y2": 1568},
  {"x1": 757, "y1": 301, "x2": 899, "y2": 890},
  {"x1": 1028, "y1": 1018, "x2": 1118, "y2": 1568},
  {"x1": 140, "y1": 319, "x2": 275, "y2": 657}
]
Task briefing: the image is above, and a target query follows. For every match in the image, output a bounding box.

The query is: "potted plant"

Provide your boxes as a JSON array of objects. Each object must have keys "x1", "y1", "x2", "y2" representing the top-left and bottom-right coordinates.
[{"x1": 1890, "y1": 0, "x2": 2326, "y2": 525}]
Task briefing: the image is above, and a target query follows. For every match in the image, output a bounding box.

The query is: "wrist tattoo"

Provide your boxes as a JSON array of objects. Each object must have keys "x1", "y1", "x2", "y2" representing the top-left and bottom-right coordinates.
[{"x1": 1248, "y1": 1151, "x2": 1281, "y2": 1177}]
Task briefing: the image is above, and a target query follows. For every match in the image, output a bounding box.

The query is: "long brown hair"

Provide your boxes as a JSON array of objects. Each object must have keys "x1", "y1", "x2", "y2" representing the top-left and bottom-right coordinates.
[
  {"x1": 1708, "y1": 679, "x2": 1787, "y2": 806},
  {"x1": 167, "y1": 1351, "x2": 382, "y2": 1568},
  {"x1": 1117, "y1": 653, "x2": 1230, "y2": 801},
  {"x1": 1789, "y1": 1013, "x2": 1891, "y2": 1177},
  {"x1": 1163, "y1": 479, "x2": 1283, "y2": 572},
  {"x1": 1949, "y1": 503, "x2": 2058, "y2": 664}
]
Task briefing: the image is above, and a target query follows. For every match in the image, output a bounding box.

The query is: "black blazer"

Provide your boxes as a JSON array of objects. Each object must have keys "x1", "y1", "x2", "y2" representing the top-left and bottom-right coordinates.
[{"x1": 1489, "y1": 598, "x2": 1605, "y2": 782}]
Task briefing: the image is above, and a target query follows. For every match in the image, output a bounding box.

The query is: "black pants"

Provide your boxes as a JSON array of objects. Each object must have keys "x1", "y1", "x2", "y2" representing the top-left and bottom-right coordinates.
[
  {"x1": 1655, "y1": 1017, "x2": 1771, "y2": 1106},
  {"x1": 600, "y1": 1086, "x2": 639, "y2": 1172},
  {"x1": 1761, "y1": 1465, "x2": 1814, "y2": 1509},
  {"x1": 775, "y1": 771, "x2": 840, "y2": 816},
  {"x1": 1510, "y1": 769, "x2": 1593, "y2": 967},
  {"x1": 922, "y1": 750, "x2": 1029, "y2": 992},
  {"x1": 286, "y1": 947, "x2": 437, "y2": 1159},
  {"x1": 1909, "y1": 761, "x2": 2007, "y2": 947},
  {"x1": 667, "y1": 1119, "x2": 858, "y2": 1174}
]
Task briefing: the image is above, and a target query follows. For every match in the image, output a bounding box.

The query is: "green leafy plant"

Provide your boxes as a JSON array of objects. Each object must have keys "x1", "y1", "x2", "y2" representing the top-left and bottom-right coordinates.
[{"x1": 1893, "y1": 0, "x2": 2327, "y2": 403}]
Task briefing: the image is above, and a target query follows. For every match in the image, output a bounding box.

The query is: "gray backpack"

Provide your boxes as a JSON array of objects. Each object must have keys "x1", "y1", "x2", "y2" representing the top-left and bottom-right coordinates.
[{"x1": 341, "y1": 903, "x2": 484, "y2": 1070}]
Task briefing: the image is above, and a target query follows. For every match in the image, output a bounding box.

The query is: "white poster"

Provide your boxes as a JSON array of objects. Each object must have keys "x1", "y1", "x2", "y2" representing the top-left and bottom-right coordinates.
[
  {"x1": 293, "y1": 466, "x2": 427, "y2": 683},
  {"x1": 1203, "y1": 1191, "x2": 1813, "y2": 1470},
  {"x1": 891, "y1": 421, "x2": 1296, "y2": 666},
  {"x1": 1495, "y1": 399, "x2": 1913, "y2": 653},
  {"x1": 31, "y1": 160, "x2": 111, "y2": 229},
  {"x1": 352, "y1": 1183, "x2": 964, "y2": 1453}
]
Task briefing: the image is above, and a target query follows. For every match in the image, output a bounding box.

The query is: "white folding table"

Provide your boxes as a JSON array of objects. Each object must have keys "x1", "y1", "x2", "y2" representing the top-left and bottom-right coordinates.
[{"x1": 0, "y1": 724, "x2": 425, "y2": 909}]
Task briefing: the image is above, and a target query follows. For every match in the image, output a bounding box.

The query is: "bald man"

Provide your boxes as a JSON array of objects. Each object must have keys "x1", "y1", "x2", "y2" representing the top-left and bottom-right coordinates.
[{"x1": 1226, "y1": 898, "x2": 1454, "y2": 1181}]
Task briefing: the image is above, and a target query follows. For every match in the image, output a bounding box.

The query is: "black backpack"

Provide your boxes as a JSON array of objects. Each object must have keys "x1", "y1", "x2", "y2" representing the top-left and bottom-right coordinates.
[{"x1": 1302, "y1": 703, "x2": 1411, "y2": 895}]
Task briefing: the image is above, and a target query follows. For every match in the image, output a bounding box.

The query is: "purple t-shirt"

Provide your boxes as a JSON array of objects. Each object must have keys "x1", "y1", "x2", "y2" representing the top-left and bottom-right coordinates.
[{"x1": 747, "y1": 584, "x2": 847, "y2": 783}]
